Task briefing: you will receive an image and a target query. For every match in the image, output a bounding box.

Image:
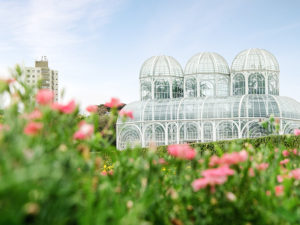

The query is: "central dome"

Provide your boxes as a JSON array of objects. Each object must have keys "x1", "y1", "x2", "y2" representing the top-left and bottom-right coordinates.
[
  {"x1": 139, "y1": 55, "x2": 183, "y2": 78},
  {"x1": 231, "y1": 48, "x2": 279, "y2": 72},
  {"x1": 184, "y1": 52, "x2": 230, "y2": 75}
]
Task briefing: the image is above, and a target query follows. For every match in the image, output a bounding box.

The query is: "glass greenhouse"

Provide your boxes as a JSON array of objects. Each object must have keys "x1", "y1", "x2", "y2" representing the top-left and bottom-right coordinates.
[{"x1": 117, "y1": 49, "x2": 300, "y2": 149}]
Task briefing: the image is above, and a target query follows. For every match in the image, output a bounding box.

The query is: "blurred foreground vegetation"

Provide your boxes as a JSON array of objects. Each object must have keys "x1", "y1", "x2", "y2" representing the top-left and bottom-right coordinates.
[{"x1": 0, "y1": 66, "x2": 300, "y2": 225}]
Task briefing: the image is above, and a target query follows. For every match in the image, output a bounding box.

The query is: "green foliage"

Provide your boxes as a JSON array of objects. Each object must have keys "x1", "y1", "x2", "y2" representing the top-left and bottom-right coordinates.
[
  {"x1": 155, "y1": 135, "x2": 300, "y2": 155},
  {"x1": 0, "y1": 66, "x2": 300, "y2": 225}
]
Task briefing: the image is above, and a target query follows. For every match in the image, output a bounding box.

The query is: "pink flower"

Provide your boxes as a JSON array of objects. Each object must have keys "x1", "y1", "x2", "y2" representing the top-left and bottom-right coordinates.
[
  {"x1": 293, "y1": 149, "x2": 298, "y2": 155},
  {"x1": 36, "y1": 89, "x2": 54, "y2": 105},
  {"x1": 192, "y1": 178, "x2": 208, "y2": 191},
  {"x1": 277, "y1": 175, "x2": 283, "y2": 183},
  {"x1": 248, "y1": 167, "x2": 255, "y2": 177},
  {"x1": 168, "y1": 144, "x2": 196, "y2": 160},
  {"x1": 24, "y1": 109, "x2": 42, "y2": 120},
  {"x1": 119, "y1": 110, "x2": 134, "y2": 119},
  {"x1": 291, "y1": 168, "x2": 300, "y2": 180},
  {"x1": 104, "y1": 97, "x2": 123, "y2": 108},
  {"x1": 86, "y1": 105, "x2": 98, "y2": 113},
  {"x1": 101, "y1": 170, "x2": 113, "y2": 176},
  {"x1": 73, "y1": 121, "x2": 94, "y2": 140},
  {"x1": 294, "y1": 129, "x2": 300, "y2": 136},
  {"x1": 192, "y1": 165, "x2": 235, "y2": 191},
  {"x1": 24, "y1": 122, "x2": 43, "y2": 135},
  {"x1": 202, "y1": 165, "x2": 235, "y2": 178},
  {"x1": 209, "y1": 150, "x2": 248, "y2": 166},
  {"x1": 275, "y1": 185, "x2": 284, "y2": 196},
  {"x1": 158, "y1": 158, "x2": 167, "y2": 165},
  {"x1": 282, "y1": 150, "x2": 289, "y2": 157},
  {"x1": 266, "y1": 190, "x2": 271, "y2": 196},
  {"x1": 209, "y1": 155, "x2": 220, "y2": 167},
  {"x1": 280, "y1": 159, "x2": 290, "y2": 165},
  {"x1": 256, "y1": 163, "x2": 269, "y2": 171},
  {"x1": 52, "y1": 100, "x2": 76, "y2": 114}
]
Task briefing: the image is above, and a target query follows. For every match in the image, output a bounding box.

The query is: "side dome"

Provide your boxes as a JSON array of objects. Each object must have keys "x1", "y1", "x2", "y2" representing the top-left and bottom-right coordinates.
[
  {"x1": 139, "y1": 55, "x2": 183, "y2": 78},
  {"x1": 231, "y1": 48, "x2": 279, "y2": 72},
  {"x1": 184, "y1": 52, "x2": 230, "y2": 75}
]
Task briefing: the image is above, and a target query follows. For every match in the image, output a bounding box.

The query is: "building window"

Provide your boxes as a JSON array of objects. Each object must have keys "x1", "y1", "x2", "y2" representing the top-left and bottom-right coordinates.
[
  {"x1": 141, "y1": 81, "x2": 152, "y2": 100},
  {"x1": 172, "y1": 78, "x2": 183, "y2": 98},
  {"x1": 199, "y1": 81, "x2": 214, "y2": 97},
  {"x1": 233, "y1": 74, "x2": 245, "y2": 95},
  {"x1": 268, "y1": 75, "x2": 278, "y2": 95},
  {"x1": 154, "y1": 80, "x2": 170, "y2": 99},
  {"x1": 248, "y1": 73, "x2": 265, "y2": 94},
  {"x1": 216, "y1": 78, "x2": 229, "y2": 96},
  {"x1": 185, "y1": 77, "x2": 197, "y2": 97}
]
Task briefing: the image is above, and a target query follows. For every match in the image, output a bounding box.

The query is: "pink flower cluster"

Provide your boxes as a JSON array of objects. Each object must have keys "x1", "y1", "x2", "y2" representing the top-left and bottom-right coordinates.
[
  {"x1": 294, "y1": 129, "x2": 300, "y2": 136},
  {"x1": 52, "y1": 100, "x2": 76, "y2": 114},
  {"x1": 256, "y1": 163, "x2": 269, "y2": 171},
  {"x1": 291, "y1": 168, "x2": 300, "y2": 180},
  {"x1": 167, "y1": 144, "x2": 196, "y2": 160},
  {"x1": 104, "y1": 98, "x2": 123, "y2": 108},
  {"x1": 119, "y1": 110, "x2": 134, "y2": 119},
  {"x1": 192, "y1": 165, "x2": 235, "y2": 191},
  {"x1": 24, "y1": 122, "x2": 43, "y2": 136},
  {"x1": 209, "y1": 150, "x2": 248, "y2": 167},
  {"x1": 73, "y1": 121, "x2": 94, "y2": 140},
  {"x1": 86, "y1": 105, "x2": 98, "y2": 113},
  {"x1": 35, "y1": 89, "x2": 77, "y2": 114},
  {"x1": 193, "y1": 150, "x2": 248, "y2": 192},
  {"x1": 36, "y1": 89, "x2": 54, "y2": 105}
]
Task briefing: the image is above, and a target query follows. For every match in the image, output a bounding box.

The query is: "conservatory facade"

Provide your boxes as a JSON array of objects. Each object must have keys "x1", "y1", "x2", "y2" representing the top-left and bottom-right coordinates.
[{"x1": 117, "y1": 49, "x2": 300, "y2": 149}]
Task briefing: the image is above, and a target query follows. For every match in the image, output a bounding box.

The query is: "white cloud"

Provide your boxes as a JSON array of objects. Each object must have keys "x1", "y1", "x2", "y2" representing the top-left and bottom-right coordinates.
[{"x1": 0, "y1": 0, "x2": 125, "y2": 57}]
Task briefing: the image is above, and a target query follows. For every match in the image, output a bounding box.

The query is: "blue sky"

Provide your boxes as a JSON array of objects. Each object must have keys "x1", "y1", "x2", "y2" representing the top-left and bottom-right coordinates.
[{"x1": 0, "y1": 0, "x2": 300, "y2": 109}]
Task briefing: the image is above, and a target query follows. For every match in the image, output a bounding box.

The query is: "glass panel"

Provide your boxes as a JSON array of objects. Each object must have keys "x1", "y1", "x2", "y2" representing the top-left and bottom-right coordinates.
[
  {"x1": 155, "y1": 80, "x2": 170, "y2": 99},
  {"x1": 233, "y1": 74, "x2": 245, "y2": 95},
  {"x1": 141, "y1": 81, "x2": 152, "y2": 100},
  {"x1": 216, "y1": 78, "x2": 229, "y2": 96},
  {"x1": 200, "y1": 81, "x2": 214, "y2": 97},
  {"x1": 248, "y1": 73, "x2": 265, "y2": 94},
  {"x1": 268, "y1": 74, "x2": 279, "y2": 95},
  {"x1": 172, "y1": 78, "x2": 184, "y2": 98},
  {"x1": 185, "y1": 77, "x2": 197, "y2": 97}
]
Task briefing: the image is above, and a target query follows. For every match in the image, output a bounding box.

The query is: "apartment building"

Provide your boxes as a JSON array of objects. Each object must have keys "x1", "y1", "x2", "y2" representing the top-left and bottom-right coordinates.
[{"x1": 24, "y1": 56, "x2": 59, "y2": 102}]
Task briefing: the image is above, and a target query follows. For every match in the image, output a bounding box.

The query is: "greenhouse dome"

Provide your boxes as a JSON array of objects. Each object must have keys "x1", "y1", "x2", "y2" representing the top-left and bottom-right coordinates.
[
  {"x1": 185, "y1": 52, "x2": 230, "y2": 75},
  {"x1": 139, "y1": 55, "x2": 184, "y2": 101},
  {"x1": 117, "y1": 49, "x2": 300, "y2": 150},
  {"x1": 184, "y1": 52, "x2": 230, "y2": 98},
  {"x1": 139, "y1": 55, "x2": 183, "y2": 78},
  {"x1": 231, "y1": 48, "x2": 279, "y2": 72}
]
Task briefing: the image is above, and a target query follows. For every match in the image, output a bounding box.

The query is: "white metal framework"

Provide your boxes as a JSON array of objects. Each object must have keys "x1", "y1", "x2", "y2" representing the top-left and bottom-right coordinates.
[{"x1": 117, "y1": 49, "x2": 300, "y2": 149}]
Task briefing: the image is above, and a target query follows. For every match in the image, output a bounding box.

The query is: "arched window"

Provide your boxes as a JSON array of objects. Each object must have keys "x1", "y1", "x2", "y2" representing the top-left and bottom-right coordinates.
[
  {"x1": 168, "y1": 123, "x2": 177, "y2": 144},
  {"x1": 242, "y1": 122, "x2": 268, "y2": 138},
  {"x1": 179, "y1": 123, "x2": 198, "y2": 143},
  {"x1": 233, "y1": 74, "x2": 245, "y2": 95},
  {"x1": 248, "y1": 73, "x2": 265, "y2": 94},
  {"x1": 216, "y1": 78, "x2": 229, "y2": 96},
  {"x1": 144, "y1": 124, "x2": 165, "y2": 146},
  {"x1": 119, "y1": 126, "x2": 141, "y2": 150},
  {"x1": 200, "y1": 80, "x2": 214, "y2": 97},
  {"x1": 268, "y1": 75, "x2": 279, "y2": 95},
  {"x1": 185, "y1": 77, "x2": 197, "y2": 97},
  {"x1": 216, "y1": 121, "x2": 238, "y2": 140},
  {"x1": 154, "y1": 80, "x2": 170, "y2": 99},
  {"x1": 203, "y1": 122, "x2": 213, "y2": 142},
  {"x1": 141, "y1": 81, "x2": 152, "y2": 100},
  {"x1": 172, "y1": 79, "x2": 184, "y2": 98}
]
